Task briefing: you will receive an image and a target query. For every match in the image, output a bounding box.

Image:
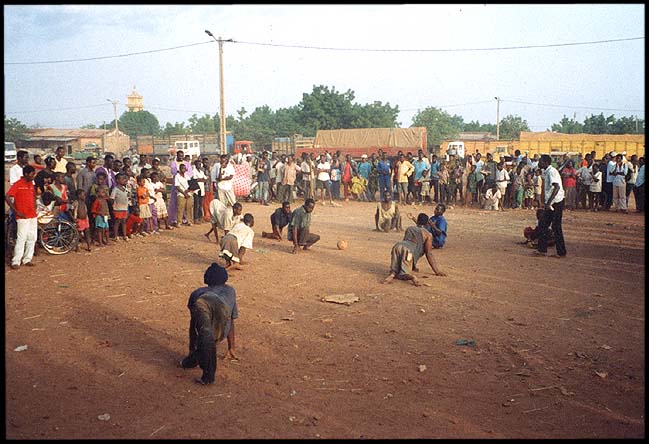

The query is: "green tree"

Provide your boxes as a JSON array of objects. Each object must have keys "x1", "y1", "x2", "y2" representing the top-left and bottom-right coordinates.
[
  {"x1": 411, "y1": 107, "x2": 463, "y2": 147},
  {"x1": 582, "y1": 113, "x2": 612, "y2": 134},
  {"x1": 4, "y1": 116, "x2": 29, "y2": 142},
  {"x1": 463, "y1": 120, "x2": 496, "y2": 133},
  {"x1": 350, "y1": 101, "x2": 400, "y2": 128},
  {"x1": 298, "y1": 85, "x2": 356, "y2": 133},
  {"x1": 118, "y1": 110, "x2": 160, "y2": 137},
  {"x1": 498, "y1": 115, "x2": 530, "y2": 140},
  {"x1": 551, "y1": 115, "x2": 584, "y2": 134},
  {"x1": 188, "y1": 113, "x2": 216, "y2": 134},
  {"x1": 161, "y1": 121, "x2": 188, "y2": 137},
  {"x1": 81, "y1": 123, "x2": 98, "y2": 129},
  {"x1": 274, "y1": 106, "x2": 304, "y2": 137}
]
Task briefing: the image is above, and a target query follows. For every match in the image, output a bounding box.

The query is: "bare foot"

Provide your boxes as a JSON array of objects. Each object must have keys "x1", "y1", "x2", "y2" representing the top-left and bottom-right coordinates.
[
  {"x1": 204, "y1": 232, "x2": 210, "y2": 240},
  {"x1": 382, "y1": 275, "x2": 395, "y2": 284}
]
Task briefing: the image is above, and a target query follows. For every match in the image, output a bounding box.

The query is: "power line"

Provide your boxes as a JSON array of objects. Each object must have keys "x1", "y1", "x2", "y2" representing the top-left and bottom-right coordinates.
[
  {"x1": 232, "y1": 36, "x2": 644, "y2": 52},
  {"x1": 4, "y1": 36, "x2": 643, "y2": 65},
  {"x1": 503, "y1": 99, "x2": 644, "y2": 113},
  {"x1": 4, "y1": 41, "x2": 213, "y2": 65},
  {"x1": 6, "y1": 103, "x2": 109, "y2": 114},
  {"x1": 401, "y1": 100, "x2": 494, "y2": 112}
]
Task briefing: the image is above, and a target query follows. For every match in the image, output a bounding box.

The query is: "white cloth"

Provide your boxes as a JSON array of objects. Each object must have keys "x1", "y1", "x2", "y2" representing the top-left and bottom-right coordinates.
[
  {"x1": 483, "y1": 188, "x2": 501, "y2": 210},
  {"x1": 217, "y1": 163, "x2": 236, "y2": 192},
  {"x1": 145, "y1": 178, "x2": 156, "y2": 204},
  {"x1": 175, "y1": 173, "x2": 189, "y2": 193},
  {"x1": 193, "y1": 168, "x2": 207, "y2": 196},
  {"x1": 9, "y1": 164, "x2": 24, "y2": 186},
  {"x1": 606, "y1": 160, "x2": 616, "y2": 183},
  {"x1": 228, "y1": 221, "x2": 254, "y2": 249},
  {"x1": 577, "y1": 166, "x2": 593, "y2": 186},
  {"x1": 612, "y1": 164, "x2": 628, "y2": 187},
  {"x1": 589, "y1": 171, "x2": 602, "y2": 193},
  {"x1": 495, "y1": 169, "x2": 510, "y2": 183},
  {"x1": 543, "y1": 165, "x2": 565, "y2": 205},
  {"x1": 13, "y1": 217, "x2": 38, "y2": 266},
  {"x1": 36, "y1": 198, "x2": 56, "y2": 224},
  {"x1": 317, "y1": 161, "x2": 331, "y2": 181}
]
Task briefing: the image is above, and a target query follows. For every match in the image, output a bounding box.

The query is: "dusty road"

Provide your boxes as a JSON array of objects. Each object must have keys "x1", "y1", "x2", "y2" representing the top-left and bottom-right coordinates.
[{"x1": 4, "y1": 199, "x2": 645, "y2": 439}]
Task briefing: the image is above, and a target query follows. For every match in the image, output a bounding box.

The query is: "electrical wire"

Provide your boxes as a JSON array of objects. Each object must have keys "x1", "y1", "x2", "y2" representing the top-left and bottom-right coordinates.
[
  {"x1": 4, "y1": 36, "x2": 643, "y2": 65},
  {"x1": 503, "y1": 99, "x2": 644, "y2": 113},
  {"x1": 232, "y1": 36, "x2": 644, "y2": 52},
  {"x1": 4, "y1": 41, "x2": 214, "y2": 65}
]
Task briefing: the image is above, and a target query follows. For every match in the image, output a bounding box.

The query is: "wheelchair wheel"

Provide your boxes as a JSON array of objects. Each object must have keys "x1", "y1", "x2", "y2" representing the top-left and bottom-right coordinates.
[{"x1": 39, "y1": 220, "x2": 80, "y2": 255}]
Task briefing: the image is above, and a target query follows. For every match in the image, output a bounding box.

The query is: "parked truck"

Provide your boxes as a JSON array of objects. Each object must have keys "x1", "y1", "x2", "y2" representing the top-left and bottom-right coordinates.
[{"x1": 296, "y1": 127, "x2": 427, "y2": 158}]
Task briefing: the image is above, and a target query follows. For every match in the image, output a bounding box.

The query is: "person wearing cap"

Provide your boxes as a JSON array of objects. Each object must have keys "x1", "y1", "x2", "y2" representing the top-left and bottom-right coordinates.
[
  {"x1": 180, "y1": 262, "x2": 239, "y2": 385},
  {"x1": 357, "y1": 154, "x2": 372, "y2": 200},
  {"x1": 604, "y1": 151, "x2": 617, "y2": 210}
]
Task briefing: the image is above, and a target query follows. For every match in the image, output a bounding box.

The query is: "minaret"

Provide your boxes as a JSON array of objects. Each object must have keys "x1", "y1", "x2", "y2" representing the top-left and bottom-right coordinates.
[{"x1": 127, "y1": 86, "x2": 143, "y2": 112}]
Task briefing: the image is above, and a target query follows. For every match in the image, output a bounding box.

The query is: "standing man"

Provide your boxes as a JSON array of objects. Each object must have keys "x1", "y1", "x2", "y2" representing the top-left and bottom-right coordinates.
[
  {"x1": 288, "y1": 198, "x2": 320, "y2": 254},
  {"x1": 367, "y1": 152, "x2": 379, "y2": 202},
  {"x1": 95, "y1": 154, "x2": 117, "y2": 192},
  {"x1": 52, "y1": 146, "x2": 68, "y2": 174},
  {"x1": 604, "y1": 152, "x2": 616, "y2": 210},
  {"x1": 5, "y1": 165, "x2": 38, "y2": 269},
  {"x1": 534, "y1": 154, "x2": 567, "y2": 258},
  {"x1": 216, "y1": 154, "x2": 236, "y2": 207},
  {"x1": 413, "y1": 151, "x2": 429, "y2": 204},
  {"x1": 357, "y1": 154, "x2": 372, "y2": 201},
  {"x1": 429, "y1": 154, "x2": 440, "y2": 203},
  {"x1": 610, "y1": 153, "x2": 628, "y2": 213},
  {"x1": 633, "y1": 157, "x2": 644, "y2": 212},
  {"x1": 256, "y1": 151, "x2": 271, "y2": 206},
  {"x1": 9, "y1": 150, "x2": 30, "y2": 186},
  {"x1": 280, "y1": 155, "x2": 300, "y2": 203},
  {"x1": 625, "y1": 154, "x2": 638, "y2": 209},
  {"x1": 377, "y1": 152, "x2": 392, "y2": 201},
  {"x1": 396, "y1": 153, "x2": 414, "y2": 204},
  {"x1": 300, "y1": 153, "x2": 313, "y2": 200},
  {"x1": 316, "y1": 154, "x2": 333, "y2": 205}
]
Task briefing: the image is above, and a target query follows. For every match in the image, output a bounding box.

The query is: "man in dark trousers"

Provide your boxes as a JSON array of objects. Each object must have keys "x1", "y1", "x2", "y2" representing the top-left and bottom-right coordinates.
[
  {"x1": 534, "y1": 154, "x2": 567, "y2": 258},
  {"x1": 288, "y1": 198, "x2": 320, "y2": 254},
  {"x1": 180, "y1": 262, "x2": 238, "y2": 385},
  {"x1": 262, "y1": 201, "x2": 293, "y2": 240}
]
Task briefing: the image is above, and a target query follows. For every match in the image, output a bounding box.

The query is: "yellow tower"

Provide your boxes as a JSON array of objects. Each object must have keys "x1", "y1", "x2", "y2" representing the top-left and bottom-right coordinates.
[{"x1": 127, "y1": 86, "x2": 143, "y2": 112}]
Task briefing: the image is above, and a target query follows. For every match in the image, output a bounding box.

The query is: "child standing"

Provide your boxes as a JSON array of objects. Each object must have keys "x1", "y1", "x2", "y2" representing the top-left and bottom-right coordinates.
[
  {"x1": 71, "y1": 189, "x2": 91, "y2": 251},
  {"x1": 589, "y1": 162, "x2": 602, "y2": 212},
  {"x1": 533, "y1": 169, "x2": 543, "y2": 209},
  {"x1": 142, "y1": 168, "x2": 159, "y2": 234},
  {"x1": 523, "y1": 171, "x2": 535, "y2": 210},
  {"x1": 150, "y1": 171, "x2": 171, "y2": 230},
  {"x1": 91, "y1": 187, "x2": 110, "y2": 246},
  {"x1": 110, "y1": 173, "x2": 130, "y2": 241},
  {"x1": 420, "y1": 169, "x2": 431, "y2": 204},
  {"x1": 136, "y1": 175, "x2": 155, "y2": 236}
]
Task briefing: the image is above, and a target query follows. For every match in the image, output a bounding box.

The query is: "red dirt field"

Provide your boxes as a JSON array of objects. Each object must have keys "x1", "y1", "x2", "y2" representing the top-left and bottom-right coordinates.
[{"x1": 4, "y1": 200, "x2": 645, "y2": 439}]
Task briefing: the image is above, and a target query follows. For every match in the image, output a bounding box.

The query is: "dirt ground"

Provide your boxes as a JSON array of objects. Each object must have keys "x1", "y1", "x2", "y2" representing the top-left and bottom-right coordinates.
[{"x1": 4, "y1": 196, "x2": 645, "y2": 439}]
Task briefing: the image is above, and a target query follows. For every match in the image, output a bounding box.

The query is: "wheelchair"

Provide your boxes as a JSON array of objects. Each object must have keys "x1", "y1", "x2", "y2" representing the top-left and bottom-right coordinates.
[{"x1": 5, "y1": 212, "x2": 80, "y2": 258}]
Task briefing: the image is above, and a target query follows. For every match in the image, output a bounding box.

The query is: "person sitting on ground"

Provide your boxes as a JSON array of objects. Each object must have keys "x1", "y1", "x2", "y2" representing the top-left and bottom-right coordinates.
[
  {"x1": 383, "y1": 213, "x2": 446, "y2": 286},
  {"x1": 521, "y1": 208, "x2": 556, "y2": 249},
  {"x1": 180, "y1": 262, "x2": 238, "y2": 385},
  {"x1": 375, "y1": 191, "x2": 402, "y2": 232},
  {"x1": 288, "y1": 197, "x2": 320, "y2": 254},
  {"x1": 262, "y1": 201, "x2": 293, "y2": 240},
  {"x1": 219, "y1": 213, "x2": 255, "y2": 269},
  {"x1": 409, "y1": 203, "x2": 448, "y2": 249},
  {"x1": 205, "y1": 201, "x2": 243, "y2": 243},
  {"x1": 483, "y1": 183, "x2": 502, "y2": 210}
]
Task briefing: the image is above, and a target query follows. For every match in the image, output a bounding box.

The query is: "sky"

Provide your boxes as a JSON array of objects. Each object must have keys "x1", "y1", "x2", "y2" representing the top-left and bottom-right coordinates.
[{"x1": 3, "y1": 4, "x2": 645, "y2": 133}]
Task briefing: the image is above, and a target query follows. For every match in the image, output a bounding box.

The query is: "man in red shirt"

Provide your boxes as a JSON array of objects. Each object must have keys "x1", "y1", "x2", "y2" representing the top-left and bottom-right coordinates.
[{"x1": 5, "y1": 165, "x2": 38, "y2": 269}]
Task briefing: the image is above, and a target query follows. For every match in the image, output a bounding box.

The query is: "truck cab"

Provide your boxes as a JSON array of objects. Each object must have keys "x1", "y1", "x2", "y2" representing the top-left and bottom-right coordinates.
[
  {"x1": 5, "y1": 142, "x2": 17, "y2": 162},
  {"x1": 174, "y1": 140, "x2": 201, "y2": 160},
  {"x1": 446, "y1": 141, "x2": 465, "y2": 160}
]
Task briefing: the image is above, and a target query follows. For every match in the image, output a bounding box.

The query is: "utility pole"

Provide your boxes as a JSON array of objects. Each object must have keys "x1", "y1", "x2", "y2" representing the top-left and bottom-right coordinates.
[
  {"x1": 205, "y1": 30, "x2": 233, "y2": 155},
  {"x1": 106, "y1": 99, "x2": 119, "y2": 133},
  {"x1": 494, "y1": 96, "x2": 501, "y2": 140}
]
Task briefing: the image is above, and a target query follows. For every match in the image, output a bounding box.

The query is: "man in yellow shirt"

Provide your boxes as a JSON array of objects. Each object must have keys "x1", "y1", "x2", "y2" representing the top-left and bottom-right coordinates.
[{"x1": 396, "y1": 153, "x2": 414, "y2": 204}]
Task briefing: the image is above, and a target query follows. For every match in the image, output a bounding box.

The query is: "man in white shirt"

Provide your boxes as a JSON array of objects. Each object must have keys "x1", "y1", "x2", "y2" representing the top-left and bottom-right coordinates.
[
  {"x1": 534, "y1": 154, "x2": 566, "y2": 258},
  {"x1": 316, "y1": 154, "x2": 333, "y2": 205},
  {"x1": 494, "y1": 162, "x2": 510, "y2": 210},
  {"x1": 9, "y1": 150, "x2": 30, "y2": 186},
  {"x1": 483, "y1": 184, "x2": 502, "y2": 210},
  {"x1": 216, "y1": 154, "x2": 236, "y2": 206},
  {"x1": 610, "y1": 153, "x2": 628, "y2": 213},
  {"x1": 174, "y1": 163, "x2": 194, "y2": 226},
  {"x1": 219, "y1": 213, "x2": 255, "y2": 269}
]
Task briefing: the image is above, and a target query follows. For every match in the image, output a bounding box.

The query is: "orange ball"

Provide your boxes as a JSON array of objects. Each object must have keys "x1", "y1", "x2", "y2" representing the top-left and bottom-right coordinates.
[{"x1": 337, "y1": 239, "x2": 348, "y2": 250}]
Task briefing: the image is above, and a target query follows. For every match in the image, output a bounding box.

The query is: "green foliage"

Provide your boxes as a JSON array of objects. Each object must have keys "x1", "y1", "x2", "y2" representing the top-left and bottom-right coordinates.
[
  {"x1": 298, "y1": 85, "x2": 357, "y2": 133},
  {"x1": 161, "y1": 121, "x2": 188, "y2": 137},
  {"x1": 498, "y1": 115, "x2": 530, "y2": 139},
  {"x1": 463, "y1": 120, "x2": 496, "y2": 133},
  {"x1": 351, "y1": 101, "x2": 401, "y2": 128},
  {"x1": 551, "y1": 115, "x2": 583, "y2": 134},
  {"x1": 80, "y1": 123, "x2": 98, "y2": 129},
  {"x1": 188, "y1": 113, "x2": 216, "y2": 134},
  {"x1": 411, "y1": 107, "x2": 463, "y2": 146},
  {"x1": 118, "y1": 110, "x2": 160, "y2": 137},
  {"x1": 4, "y1": 116, "x2": 29, "y2": 142}
]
